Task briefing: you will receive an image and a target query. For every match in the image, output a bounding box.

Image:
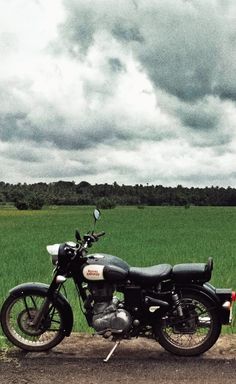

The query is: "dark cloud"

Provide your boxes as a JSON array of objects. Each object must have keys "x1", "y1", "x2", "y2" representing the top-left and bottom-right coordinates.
[
  {"x1": 182, "y1": 112, "x2": 218, "y2": 131},
  {"x1": 218, "y1": 88, "x2": 236, "y2": 102},
  {"x1": 0, "y1": 107, "x2": 170, "y2": 151},
  {"x1": 112, "y1": 23, "x2": 144, "y2": 43},
  {"x1": 177, "y1": 98, "x2": 221, "y2": 131},
  {"x1": 0, "y1": 111, "x2": 66, "y2": 147},
  {"x1": 1, "y1": 146, "x2": 42, "y2": 163},
  {"x1": 108, "y1": 58, "x2": 126, "y2": 73},
  {"x1": 61, "y1": 0, "x2": 236, "y2": 103},
  {"x1": 0, "y1": 113, "x2": 27, "y2": 141}
]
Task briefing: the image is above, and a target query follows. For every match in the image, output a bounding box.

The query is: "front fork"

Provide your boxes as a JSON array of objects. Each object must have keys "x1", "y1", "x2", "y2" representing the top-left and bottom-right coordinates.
[{"x1": 30, "y1": 275, "x2": 63, "y2": 329}]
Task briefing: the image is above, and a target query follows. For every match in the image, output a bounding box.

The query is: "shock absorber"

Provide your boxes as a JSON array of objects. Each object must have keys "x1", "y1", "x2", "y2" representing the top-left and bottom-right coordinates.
[{"x1": 172, "y1": 293, "x2": 184, "y2": 317}]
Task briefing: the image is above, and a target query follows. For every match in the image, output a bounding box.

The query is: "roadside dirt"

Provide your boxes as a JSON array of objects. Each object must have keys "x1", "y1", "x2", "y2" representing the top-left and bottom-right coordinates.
[{"x1": 0, "y1": 334, "x2": 235, "y2": 384}]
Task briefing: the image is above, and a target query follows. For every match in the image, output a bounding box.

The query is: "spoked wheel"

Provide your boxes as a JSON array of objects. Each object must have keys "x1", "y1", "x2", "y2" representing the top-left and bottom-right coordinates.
[
  {"x1": 155, "y1": 292, "x2": 221, "y2": 356},
  {"x1": 1, "y1": 293, "x2": 65, "y2": 351}
]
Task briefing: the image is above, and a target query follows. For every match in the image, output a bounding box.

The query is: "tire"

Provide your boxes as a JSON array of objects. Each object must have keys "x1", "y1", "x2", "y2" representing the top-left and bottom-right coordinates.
[
  {"x1": 0, "y1": 292, "x2": 66, "y2": 351},
  {"x1": 154, "y1": 291, "x2": 221, "y2": 356}
]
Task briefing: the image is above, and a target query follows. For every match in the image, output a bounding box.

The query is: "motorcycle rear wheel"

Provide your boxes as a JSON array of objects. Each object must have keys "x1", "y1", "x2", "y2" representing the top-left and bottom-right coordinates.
[
  {"x1": 155, "y1": 291, "x2": 221, "y2": 356},
  {"x1": 1, "y1": 293, "x2": 65, "y2": 351}
]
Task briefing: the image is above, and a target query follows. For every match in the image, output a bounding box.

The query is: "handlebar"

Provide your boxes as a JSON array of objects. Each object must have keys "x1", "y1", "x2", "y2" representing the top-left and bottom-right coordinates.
[
  {"x1": 93, "y1": 231, "x2": 105, "y2": 239},
  {"x1": 82, "y1": 231, "x2": 105, "y2": 249}
]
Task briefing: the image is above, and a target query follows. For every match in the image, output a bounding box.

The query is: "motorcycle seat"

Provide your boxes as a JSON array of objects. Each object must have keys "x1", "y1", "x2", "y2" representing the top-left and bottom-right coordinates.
[
  {"x1": 172, "y1": 258, "x2": 213, "y2": 283},
  {"x1": 128, "y1": 264, "x2": 172, "y2": 285}
]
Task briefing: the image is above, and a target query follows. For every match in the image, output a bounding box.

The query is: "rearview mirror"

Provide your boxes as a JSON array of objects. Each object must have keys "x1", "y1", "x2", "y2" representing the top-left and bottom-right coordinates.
[
  {"x1": 93, "y1": 208, "x2": 101, "y2": 221},
  {"x1": 75, "y1": 229, "x2": 81, "y2": 241}
]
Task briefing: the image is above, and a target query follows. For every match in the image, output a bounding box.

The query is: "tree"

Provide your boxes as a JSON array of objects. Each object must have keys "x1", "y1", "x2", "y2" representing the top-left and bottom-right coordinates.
[
  {"x1": 14, "y1": 194, "x2": 45, "y2": 210},
  {"x1": 28, "y1": 195, "x2": 45, "y2": 210},
  {"x1": 15, "y1": 200, "x2": 29, "y2": 210},
  {"x1": 96, "y1": 197, "x2": 116, "y2": 209},
  {"x1": 0, "y1": 192, "x2": 6, "y2": 203}
]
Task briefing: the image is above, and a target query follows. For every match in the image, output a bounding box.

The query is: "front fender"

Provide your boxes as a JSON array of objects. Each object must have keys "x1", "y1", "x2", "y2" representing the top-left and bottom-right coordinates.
[{"x1": 9, "y1": 282, "x2": 73, "y2": 336}]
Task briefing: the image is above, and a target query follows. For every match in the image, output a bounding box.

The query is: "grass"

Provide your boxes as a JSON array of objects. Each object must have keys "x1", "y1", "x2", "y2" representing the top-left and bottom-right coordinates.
[{"x1": 0, "y1": 205, "x2": 235, "y2": 346}]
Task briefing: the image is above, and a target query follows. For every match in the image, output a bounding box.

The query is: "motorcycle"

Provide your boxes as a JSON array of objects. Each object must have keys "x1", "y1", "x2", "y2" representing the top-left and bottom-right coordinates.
[{"x1": 1, "y1": 209, "x2": 235, "y2": 362}]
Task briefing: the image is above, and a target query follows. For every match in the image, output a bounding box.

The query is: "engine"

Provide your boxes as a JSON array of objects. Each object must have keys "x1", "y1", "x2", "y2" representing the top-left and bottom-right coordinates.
[{"x1": 87, "y1": 282, "x2": 132, "y2": 335}]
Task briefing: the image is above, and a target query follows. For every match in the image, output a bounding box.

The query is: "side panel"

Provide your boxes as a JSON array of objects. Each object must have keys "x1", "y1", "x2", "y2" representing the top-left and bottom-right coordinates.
[{"x1": 9, "y1": 282, "x2": 73, "y2": 336}]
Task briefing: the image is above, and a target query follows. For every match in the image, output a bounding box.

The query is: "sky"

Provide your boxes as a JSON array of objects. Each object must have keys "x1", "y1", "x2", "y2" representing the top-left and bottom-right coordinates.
[{"x1": 0, "y1": 0, "x2": 236, "y2": 187}]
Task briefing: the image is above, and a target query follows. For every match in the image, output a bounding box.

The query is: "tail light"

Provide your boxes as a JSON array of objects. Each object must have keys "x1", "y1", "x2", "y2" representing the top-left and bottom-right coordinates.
[
  {"x1": 230, "y1": 291, "x2": 236, "y2": 325},
  {"x1": 222, "y1": 291, "x2": 235, "y2": 314}
]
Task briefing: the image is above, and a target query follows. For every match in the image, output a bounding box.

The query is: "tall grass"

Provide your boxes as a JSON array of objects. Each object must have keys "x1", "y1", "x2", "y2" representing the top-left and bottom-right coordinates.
[{"x1": 0, "y1": 205, "x2": 235, "y2": 336}]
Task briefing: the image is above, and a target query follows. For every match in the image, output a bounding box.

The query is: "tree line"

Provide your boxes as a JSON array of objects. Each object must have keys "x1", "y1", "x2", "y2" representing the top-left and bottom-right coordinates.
[{"x1": 1, "y1": 180, "x2": 236, "y2": 209}]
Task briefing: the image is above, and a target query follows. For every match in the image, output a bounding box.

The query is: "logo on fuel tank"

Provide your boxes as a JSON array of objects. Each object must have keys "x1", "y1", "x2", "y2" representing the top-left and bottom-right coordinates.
[{"x1": 83, "y1": 265, "x2": 104, "y2": 280}]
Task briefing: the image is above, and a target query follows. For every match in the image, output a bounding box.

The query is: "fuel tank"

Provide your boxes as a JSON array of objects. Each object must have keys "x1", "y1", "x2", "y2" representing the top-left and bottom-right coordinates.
[{"x1": 83, "y1": 253, "x2": 130, "y2": 282}]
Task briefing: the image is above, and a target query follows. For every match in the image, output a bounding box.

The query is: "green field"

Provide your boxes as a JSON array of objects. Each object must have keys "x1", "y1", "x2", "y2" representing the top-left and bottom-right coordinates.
[{"x1": 0, "y1": 205, "x2": 235, "y2": 347}]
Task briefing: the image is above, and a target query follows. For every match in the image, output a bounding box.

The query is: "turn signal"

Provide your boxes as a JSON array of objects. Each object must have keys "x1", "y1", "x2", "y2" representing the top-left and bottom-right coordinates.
[
  {"x1": 56, "y1": 275, "x2": 67, "y2": 283},
  {"x1": 232, "y1": 291, "x2": 236, "y2": 302},
  {"x1": 222, "y1": 301, "x2": 231, "y2": 309}
]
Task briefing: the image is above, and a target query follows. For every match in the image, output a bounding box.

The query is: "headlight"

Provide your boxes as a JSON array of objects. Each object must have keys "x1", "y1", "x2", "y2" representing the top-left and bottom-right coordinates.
[{"x1": 46, "y1": 244, "x2": 60, "y2": 265}]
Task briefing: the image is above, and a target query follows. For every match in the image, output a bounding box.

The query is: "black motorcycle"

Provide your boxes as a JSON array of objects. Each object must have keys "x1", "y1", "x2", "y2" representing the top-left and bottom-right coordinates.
[{"x1": 1, "y1": 209, "x2": 235, "y2": 361}]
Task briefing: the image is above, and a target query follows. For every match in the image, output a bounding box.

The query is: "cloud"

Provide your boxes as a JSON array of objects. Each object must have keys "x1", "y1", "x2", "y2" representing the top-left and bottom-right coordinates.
[
  {"x1": 60, "y1": 0, "x2": 236, "y2": 102},
  {"x1": 0, "y1": 40, "x2": 176, "y2": 151}
]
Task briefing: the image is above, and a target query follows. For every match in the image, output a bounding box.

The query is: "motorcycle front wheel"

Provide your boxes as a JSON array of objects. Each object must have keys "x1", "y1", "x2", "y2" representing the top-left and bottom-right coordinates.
[
  {"x1": 1, "y1": 293, "x2": 65, "y2": 351},
  {"x1": 154, "y1": 291, "x2": 221, "y2": 356}
]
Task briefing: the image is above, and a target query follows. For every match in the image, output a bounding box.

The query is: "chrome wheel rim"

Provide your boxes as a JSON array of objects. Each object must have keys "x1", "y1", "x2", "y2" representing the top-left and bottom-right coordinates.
[
  {"x1": 5, "y1": 295, "x2": 63, "y2": 347},
  {"x1": 161, "y1": 298, "x2": 213, "y2": 349}
]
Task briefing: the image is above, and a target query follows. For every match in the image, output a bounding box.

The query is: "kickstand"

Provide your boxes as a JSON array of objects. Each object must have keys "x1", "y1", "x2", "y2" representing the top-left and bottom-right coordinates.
[{"x1": 103, "y1": 340, "x2": 120, "y2": 363}]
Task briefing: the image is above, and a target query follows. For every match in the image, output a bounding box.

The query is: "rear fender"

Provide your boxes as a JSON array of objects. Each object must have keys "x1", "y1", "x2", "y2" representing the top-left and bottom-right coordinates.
[
  {"x1": 176, "y1": 283, "x2": 232, "y2": 325},
  {"x1": 9, "y1": 282, "x2": 73, "y2": 336}
]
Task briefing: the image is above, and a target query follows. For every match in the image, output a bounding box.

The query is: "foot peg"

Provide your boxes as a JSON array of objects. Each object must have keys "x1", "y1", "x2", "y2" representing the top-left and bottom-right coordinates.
[{"x1": 103, "y1": 340, "x2": 120, "y2": 363}]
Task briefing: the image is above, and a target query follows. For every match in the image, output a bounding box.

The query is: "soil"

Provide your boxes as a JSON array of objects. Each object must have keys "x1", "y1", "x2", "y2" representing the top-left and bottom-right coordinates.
[{"x1": 0, "y1": 334, "x2": 235, "y2": 384}]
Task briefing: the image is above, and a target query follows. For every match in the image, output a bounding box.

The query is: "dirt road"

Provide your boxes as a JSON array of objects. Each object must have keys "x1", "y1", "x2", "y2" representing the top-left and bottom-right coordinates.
[{"x1": 0, "y1": 334, "x2": 235, "y2": 384}]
